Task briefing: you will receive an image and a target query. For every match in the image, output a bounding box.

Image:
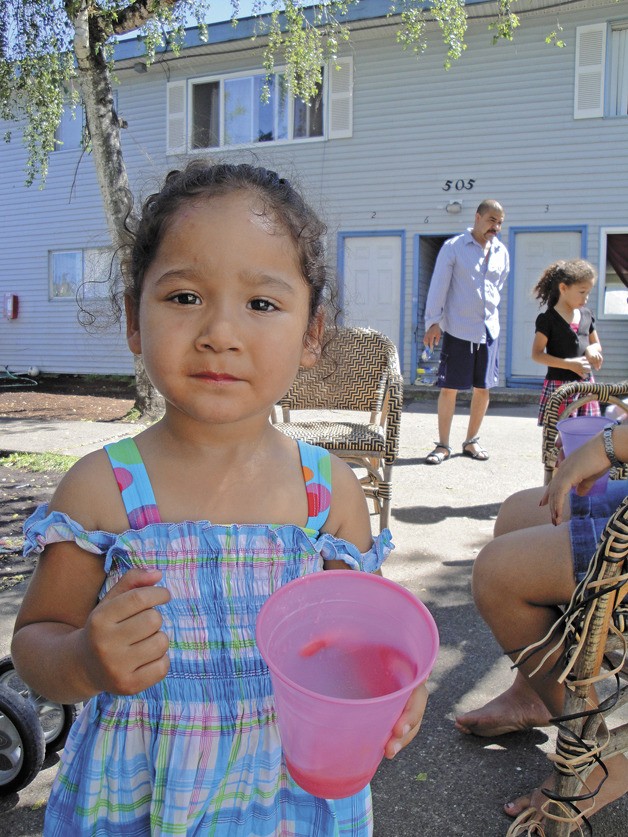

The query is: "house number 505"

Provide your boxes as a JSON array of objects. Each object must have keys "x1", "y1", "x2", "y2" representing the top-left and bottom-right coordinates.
[{"x1": 442, "y1": 179, "x2": 476, "y2": 191}]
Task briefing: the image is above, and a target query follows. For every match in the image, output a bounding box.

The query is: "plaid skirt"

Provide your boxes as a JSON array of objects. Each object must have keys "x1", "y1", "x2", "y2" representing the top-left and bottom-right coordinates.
[{"x1": 537, "y1": 378, "x2": 601, "y2": 427}]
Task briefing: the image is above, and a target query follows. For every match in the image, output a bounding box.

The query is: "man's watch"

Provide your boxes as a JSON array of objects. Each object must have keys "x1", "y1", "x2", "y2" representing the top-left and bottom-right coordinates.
[{"x1": 603, "y1": 422, "x2": 622, "y2": 469}]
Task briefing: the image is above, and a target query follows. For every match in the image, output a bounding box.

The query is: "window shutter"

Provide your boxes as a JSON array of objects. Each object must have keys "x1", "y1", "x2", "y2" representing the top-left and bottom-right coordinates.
[
  {"x1": 167, "y1": 80, "x2": 187, "y2": 154},
  {"x1": 610, "y1": 25, "x2": 628, "y2": 116},
  {"x1": 574, "y1": 24, "x2": 607, "y2": 119},
  {"x1": 328, "y1": 57, "x2": 353, "y2": 139}
]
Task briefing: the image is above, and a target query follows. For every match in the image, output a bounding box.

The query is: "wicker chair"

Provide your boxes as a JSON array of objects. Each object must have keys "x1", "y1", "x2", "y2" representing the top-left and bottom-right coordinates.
[
  {"x1": 508, "y1": 494, "x2": 628, "y2": 837},
  {"x1": 542, "y1": 381, "x2": 628, "y2": 484},
  {"x1": 272, "y1": 327, "x2": 403, "y2": 532}
]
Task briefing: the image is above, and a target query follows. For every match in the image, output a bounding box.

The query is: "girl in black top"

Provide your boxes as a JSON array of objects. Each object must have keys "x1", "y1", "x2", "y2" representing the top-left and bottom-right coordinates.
[{"x1": 532, "y1": 259, "x2": 603, "y2": 425}]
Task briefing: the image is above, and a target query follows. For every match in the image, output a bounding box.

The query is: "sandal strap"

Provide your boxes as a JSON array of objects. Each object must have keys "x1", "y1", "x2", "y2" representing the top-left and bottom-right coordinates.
[
  {"x1": 462, "y1": 437, "x2": 480, "y2": 448},
  {"x1": 433, "y1": 442, "x2": 452, "y2": 452}
]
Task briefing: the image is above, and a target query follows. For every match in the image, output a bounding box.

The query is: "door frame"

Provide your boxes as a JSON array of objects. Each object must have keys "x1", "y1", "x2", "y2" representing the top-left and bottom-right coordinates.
[
  {"x1": 337, "y1": 230, "x2": 406, "y2": 371},
  {"x1": 506, "y1": 225, "x2": 587, "y2": 386},
  {"x1": 412, "y1": 232, "x2": 455, "y2": 388}
]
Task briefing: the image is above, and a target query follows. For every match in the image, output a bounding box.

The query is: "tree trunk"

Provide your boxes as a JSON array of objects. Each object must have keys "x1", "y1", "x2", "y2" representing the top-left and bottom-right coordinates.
[
  {"x1": 70, "y1": 2, "x2": 160, "y2": 419},
  {"x1": 71, "y1": 4, "x2": 132, "y2": 251},
  {"x1": 133, "y1": 356, "x2": 166, "y2": 420}
]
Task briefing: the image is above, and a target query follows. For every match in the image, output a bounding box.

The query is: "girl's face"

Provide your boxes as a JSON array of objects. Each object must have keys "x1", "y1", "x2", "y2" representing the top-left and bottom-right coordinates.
[
  {"x1": 126, "y1": 190, "x2": 321, "y2": 428},
  {"x1": 559, "y1": 279, "x2": 594, "y2": 310}
]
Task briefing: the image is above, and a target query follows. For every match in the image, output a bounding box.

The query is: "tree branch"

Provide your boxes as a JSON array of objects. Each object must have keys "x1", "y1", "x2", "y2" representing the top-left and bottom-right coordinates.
[
  {"x1": 64, "y1": 1, "x2": 179, "y2": 44},
  {"x1": 104, "y1": 0, "x2": 179, "y2": 37}
]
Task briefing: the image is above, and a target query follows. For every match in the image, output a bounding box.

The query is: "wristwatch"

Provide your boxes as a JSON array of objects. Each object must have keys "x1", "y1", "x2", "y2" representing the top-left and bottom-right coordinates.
[{"x1": 603, "y1": 422, "x2": 622, "y2": 469}]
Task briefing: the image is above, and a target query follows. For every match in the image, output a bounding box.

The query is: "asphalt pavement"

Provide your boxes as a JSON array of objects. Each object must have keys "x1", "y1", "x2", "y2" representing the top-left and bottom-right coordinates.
[{"x1": 1, "y1": 397, "x2": 626, "y2": 836}]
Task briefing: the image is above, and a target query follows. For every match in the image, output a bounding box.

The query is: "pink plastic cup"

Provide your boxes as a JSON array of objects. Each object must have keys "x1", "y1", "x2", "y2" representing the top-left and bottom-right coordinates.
[
  {"x1": 557, "y1": 415, "x2": 610, "y2": 495},
  {"x1": 256, "y1": 570, "x2": 439, "y2": 799}
]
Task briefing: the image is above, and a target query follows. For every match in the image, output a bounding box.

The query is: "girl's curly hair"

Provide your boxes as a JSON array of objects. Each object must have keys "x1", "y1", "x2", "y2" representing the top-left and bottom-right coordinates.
[{"x1": 533, "y1": 258, "x2": 596, "y2": 308}]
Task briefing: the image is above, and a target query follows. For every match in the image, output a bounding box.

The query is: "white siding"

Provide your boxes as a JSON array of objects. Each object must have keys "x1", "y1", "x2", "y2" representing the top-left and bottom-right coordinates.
[
  {"x1": 0, "y1": 133, "x2": 132, "y2": 375},
  {"x1": 0, "y1": 0, "x2": 626, "y2": 383}
]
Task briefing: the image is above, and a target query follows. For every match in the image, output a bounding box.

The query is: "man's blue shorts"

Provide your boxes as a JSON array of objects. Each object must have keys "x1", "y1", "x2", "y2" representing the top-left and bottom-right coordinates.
[
  {"x1": 436, "y1": 330, "x2": 499, "y2": 390},
  {"x1": 569, "y1": 479, "x2": 628, "y2": 583}
]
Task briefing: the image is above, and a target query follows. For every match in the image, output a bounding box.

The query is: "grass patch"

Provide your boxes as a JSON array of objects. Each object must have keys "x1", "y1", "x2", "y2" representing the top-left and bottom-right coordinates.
[
  {"x1": 0, "y1": 451, "x2": 78, "y2": 472},
  {"x1": 122, "y1": 406, "x2": 142, "y2": 422}
]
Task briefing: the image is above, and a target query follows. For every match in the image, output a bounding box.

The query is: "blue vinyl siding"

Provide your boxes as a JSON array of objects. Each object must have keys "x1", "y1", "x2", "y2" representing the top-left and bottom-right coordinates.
[{"x1": 0, "y1": 0, "x2": 626, "y2": 381}]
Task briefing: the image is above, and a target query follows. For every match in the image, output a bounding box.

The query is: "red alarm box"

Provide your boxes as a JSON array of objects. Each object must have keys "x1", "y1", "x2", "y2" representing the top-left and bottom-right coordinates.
[{"x1": 4, "y1": 294, "x2": 18, "y2": 319}]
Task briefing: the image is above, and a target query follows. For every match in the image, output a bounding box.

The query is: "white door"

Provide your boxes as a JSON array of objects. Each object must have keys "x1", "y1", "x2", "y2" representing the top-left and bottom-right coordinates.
[
  {"x1": 341, "y1": 235, "x2": 402, "y2": 347},
  {"x1": 511, "y1": 231, "x2": 583, "y2": 378}
]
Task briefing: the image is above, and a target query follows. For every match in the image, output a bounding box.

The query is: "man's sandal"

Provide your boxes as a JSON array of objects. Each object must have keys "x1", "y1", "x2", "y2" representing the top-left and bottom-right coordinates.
[
  {"x1": 425, "y1": 443, "x2": 452, "y2": 465},
  {"x1": 461, "y1": 437, "x2": 489, "y2": 461}
]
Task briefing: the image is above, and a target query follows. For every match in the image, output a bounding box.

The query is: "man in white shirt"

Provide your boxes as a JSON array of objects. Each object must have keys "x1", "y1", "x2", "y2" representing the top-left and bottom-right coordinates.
[{"x1": 423, "y1": 200, "x2": 509, "y2": 464}]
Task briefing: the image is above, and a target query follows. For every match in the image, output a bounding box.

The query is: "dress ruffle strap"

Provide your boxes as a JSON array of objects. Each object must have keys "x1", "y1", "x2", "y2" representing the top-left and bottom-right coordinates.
[
  {"x1": 315, "y1": 528, "x2": 394, "y2": 572},
  {"x1": 23, "y1": 506, "x2": 394, "y2": 576},
  {"x1": 22, "y1": 506, "x2": 113, "y2": 557}
]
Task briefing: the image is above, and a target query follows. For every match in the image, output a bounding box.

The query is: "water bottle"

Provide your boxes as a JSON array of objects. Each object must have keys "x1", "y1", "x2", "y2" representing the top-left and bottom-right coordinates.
[{"x1": 415, "y1": 346, "x2": 439, "y2": 385}]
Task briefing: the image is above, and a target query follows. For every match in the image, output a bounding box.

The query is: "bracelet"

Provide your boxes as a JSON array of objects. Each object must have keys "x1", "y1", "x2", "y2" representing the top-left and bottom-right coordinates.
[{"x1": 603, "y1": 423, "x2": 623, "y2": 469}]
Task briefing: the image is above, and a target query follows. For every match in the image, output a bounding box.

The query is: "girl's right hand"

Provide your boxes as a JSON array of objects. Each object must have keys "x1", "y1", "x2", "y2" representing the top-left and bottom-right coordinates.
[
  {"x1": 384, "y1": 682, "x2": 429, "y2": 759},
  {"x1": 82, "y1": 568, "x2": 171, "y2": 696},
  {"x1": 585, "y1": 345, "x2": 603, "y2": 370},
  {"x1": 567, "y1": 356, "x2": 591, "y2": 378}
]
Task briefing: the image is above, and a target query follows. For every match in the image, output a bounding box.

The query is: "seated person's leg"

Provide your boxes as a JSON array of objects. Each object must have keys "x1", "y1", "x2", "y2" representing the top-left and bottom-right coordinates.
[
  {"x1": 455, "y1": 671, "x2": 551, "y2": 738},
  {"x1": 505, "y1": 753, "x2": 628, "y2": 823},
  {"x1": 456, "y1": 519, "x2": 573, "y2": 736},
  {"x1": 459, "y1": 480, "x2": 628, "y2": 825},
  {"x1": 493, "y1": 486, "x2": 566, "y2": 538}
]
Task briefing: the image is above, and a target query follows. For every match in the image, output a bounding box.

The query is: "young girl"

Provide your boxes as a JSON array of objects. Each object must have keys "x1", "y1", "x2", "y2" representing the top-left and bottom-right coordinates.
[
  {"x1": 532, "y1": 258, "x2": 603, "y2": 426},
  {"x1": 11, "y1": 162, "x2": 427, "y2": 836}
]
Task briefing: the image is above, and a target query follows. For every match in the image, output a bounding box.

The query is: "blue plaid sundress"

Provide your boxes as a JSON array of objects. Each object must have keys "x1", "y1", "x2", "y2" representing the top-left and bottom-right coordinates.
[{"x1": 24, "y1": 438, "x2": 393, "y2": 836}]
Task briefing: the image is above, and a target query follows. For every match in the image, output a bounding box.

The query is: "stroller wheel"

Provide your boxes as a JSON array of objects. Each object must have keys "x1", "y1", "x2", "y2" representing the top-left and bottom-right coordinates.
[
  {"x1": 0, "y1": 655, "x2": 79, "y2": 754},
  {"x1": 0, "y1": 684, "x2": 45, "y2": 795}
]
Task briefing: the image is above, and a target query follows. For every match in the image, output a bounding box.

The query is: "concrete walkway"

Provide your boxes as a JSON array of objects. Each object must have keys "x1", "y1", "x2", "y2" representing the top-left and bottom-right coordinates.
[
  {"x1": 1, "y1": 400, "x2": 626, "y2": 836},
  {"x1": 0, "y1": 417, "x2": 147, "y2": 458}
]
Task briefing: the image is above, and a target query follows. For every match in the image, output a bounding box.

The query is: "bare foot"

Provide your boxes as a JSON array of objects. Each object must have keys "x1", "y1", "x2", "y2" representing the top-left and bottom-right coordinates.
[
  {"x1": 504, "y1": 753, "x2": 628, "y2": 831},
  {"x1": 455, "y1": 673, "x2": 552, "y2": 737}
]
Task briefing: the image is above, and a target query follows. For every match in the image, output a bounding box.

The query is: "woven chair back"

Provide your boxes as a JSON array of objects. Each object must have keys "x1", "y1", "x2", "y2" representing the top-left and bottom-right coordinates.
[
  {"x1": 542, "y1": 380, "x2": 628, "y2": 480},
  {"x1": 281, "y1": 327, "x2": 400, "y2": 414}
]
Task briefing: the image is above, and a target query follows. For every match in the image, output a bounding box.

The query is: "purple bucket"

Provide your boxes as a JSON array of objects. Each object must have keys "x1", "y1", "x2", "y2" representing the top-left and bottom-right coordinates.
[{"x1": 557, "y1": 415, "x2": 610, "y2": 494}]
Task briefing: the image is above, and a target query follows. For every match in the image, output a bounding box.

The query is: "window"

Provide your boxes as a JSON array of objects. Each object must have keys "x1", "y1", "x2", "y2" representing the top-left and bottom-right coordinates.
[
  {"x1": 191, "y1": 80, "x2": 220, "y2": 148},
  {"x1": 189, "y1": 70, "x2": 322, "y2": 150},
  {"x1": 575, "y1": 22, "x2": 628, "y2": 118},
  {"x1": 49, "y1": 248, "x2": 115, "y2": 301},
  {"x1": 54, "y1": 103, "x2": 84, "y2": 151},
  {"x1": 50, "y1": 251, "x2": 82, "y2": 297},
  {"x1": 293, "y1": 84, "x2": 323, "y2": 138},
  {"x1": 609, "y1": 23, "x2": 628, "y2": 115},
  {"x1": 53, "y1": 91, "x2": 118, "y2": 151},
  {"x1": 599, "y1": 229, "x2": 628, "y2": 317},
  {"x1": 167, "y1": 58, "x2": 352, "y2": 154}
]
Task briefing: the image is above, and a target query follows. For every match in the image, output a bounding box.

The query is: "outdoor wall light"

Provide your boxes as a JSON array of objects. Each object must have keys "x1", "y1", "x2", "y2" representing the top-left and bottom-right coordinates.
[
  {"x1": 133, "y1": 62, "x2": 148, "y2": 74},
  {"x1": 446, "y1": 200, "x2": 463, "y2": 214}
]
